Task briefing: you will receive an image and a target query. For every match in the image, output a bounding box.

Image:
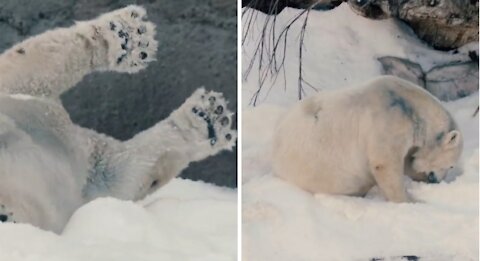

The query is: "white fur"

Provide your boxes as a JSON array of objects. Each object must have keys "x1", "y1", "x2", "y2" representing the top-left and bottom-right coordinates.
[
  {"x1": 272, "y1": 76, "x2": 462, "y2": 203},
  {"x1": 0, "y1": 6, "x2": 236, "y2": 233}
]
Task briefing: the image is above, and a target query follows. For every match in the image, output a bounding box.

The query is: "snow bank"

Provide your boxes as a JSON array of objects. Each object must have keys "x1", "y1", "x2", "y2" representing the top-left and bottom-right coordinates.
[
  {"x1": 242, "y1": 4, "x2": 475, "y2": 107},
  {"x1": 0, "y1": 179, "x2": 237, "y2": 261},
  {"x1": 242, "y1": 4, "x2": 479, "y2": 261}
]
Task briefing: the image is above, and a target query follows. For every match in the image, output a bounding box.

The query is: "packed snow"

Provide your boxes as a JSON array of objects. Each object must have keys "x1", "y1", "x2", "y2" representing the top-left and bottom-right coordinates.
[
  {"x1": 242, "y1": 4, "x2": 479, "y2": 261},
  {"x1": 0, "y1": 179, "x2": 237, "y2": 261}
]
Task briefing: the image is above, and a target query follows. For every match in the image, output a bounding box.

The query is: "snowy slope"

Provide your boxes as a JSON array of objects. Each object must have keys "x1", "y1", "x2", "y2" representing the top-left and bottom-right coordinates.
[
  {"x1": 0, "y1": 179, "x2": 237, "y2": 261},
  {"x1": 242, "y1": 4, "x2": 479, "y2": 261}
]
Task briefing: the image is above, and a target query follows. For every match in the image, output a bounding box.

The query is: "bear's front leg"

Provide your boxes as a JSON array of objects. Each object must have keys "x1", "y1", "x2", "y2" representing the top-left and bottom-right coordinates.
[{"x1": 367, "y1": 144, "x2": 411, "y2": 203}]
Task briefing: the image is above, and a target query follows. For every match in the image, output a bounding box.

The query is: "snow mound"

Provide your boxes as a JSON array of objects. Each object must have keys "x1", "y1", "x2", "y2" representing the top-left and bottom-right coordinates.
[
  {"x1": 242, "y1": 4, "x2": 479, "y2": 261},
  {"x1": 0, "y1": 179, "x2": 237, "y2": 261}
]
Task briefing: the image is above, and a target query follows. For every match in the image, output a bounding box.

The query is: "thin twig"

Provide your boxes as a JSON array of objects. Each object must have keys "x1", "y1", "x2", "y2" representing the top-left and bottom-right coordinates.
[{"x1": 242, "y1": 1, "x2": 321, "y2": 106}]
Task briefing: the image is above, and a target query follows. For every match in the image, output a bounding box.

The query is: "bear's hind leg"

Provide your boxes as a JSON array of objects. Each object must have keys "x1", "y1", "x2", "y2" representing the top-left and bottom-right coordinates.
[
  {"x1": 114, "y1": 88, "x2": 237, "y2": 199},
  {"x1": 0, "y1": 5, "x2": 157, "y2": 99},
  {"x1": 126, "y1": 88, "x2": 236, "y2": 161}
]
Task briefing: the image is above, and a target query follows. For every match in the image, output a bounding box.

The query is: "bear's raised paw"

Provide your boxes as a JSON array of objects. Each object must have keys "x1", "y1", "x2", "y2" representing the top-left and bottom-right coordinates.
[{"x1": 184, "y1": 88, "x2": 237, "y2": 150}]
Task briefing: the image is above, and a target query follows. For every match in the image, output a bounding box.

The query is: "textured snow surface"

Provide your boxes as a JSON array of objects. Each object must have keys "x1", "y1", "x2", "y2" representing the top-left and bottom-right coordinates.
[
  {"x1": 242, "y1": 4, "x2": 479, "y2": 261},
  {"x1": 0, "y1": 179, "x2": 237, "y2": 261}
]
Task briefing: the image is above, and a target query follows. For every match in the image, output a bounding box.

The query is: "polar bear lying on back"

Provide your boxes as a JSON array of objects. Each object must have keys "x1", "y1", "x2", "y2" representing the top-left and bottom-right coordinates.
[
  {"x1": 0, "y1": 5, "x2": 236, "y2": 233},
  {"x1": 272, "y1": 76, "x2": 462, "y2": 203}
]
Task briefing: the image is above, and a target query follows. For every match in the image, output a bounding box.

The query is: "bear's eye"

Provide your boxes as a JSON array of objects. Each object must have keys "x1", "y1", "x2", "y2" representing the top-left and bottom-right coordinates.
[{"x1": 150, "y1": 180, "x2": 158, "y2": 188}]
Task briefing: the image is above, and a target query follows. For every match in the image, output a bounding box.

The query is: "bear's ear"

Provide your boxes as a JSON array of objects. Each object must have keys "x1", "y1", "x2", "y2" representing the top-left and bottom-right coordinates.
[{"x1": 442, "y1": 130, "x2": 461, "y2": 149}]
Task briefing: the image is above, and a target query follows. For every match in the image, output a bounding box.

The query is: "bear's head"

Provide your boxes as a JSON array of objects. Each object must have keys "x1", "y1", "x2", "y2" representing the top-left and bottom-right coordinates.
[{"x1": 410, "y1": 130, "x2": 463, "y2": 183}]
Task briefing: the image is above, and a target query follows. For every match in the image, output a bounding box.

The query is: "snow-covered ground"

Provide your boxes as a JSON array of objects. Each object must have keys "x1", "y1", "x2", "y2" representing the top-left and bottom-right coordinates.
[
  {"x1": 242, "y1": 4, "x2": 479, "y2": 261},
  {"x1": 0, "y1": 179, "x2": 237, "y2": 261}
]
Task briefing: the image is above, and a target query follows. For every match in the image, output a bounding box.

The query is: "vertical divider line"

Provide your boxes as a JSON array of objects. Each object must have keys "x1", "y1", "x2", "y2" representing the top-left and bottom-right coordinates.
[{"x1": 237, "y1": 0, "x2": 243, "y2": 260}]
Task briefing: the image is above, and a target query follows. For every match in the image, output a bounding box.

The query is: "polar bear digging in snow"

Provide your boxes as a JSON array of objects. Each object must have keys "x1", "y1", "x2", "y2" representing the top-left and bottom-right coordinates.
[
  {"x1": 0, "y1": 6, "x2": 236, "y2": 232},
  {"x1": 272, "y1": 76, "x2": 462, "y2": 203}
]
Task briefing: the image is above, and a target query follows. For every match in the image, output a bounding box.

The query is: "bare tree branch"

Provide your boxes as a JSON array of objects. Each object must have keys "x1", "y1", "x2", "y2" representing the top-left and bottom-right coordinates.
[{"x1": 243, "y1": 2, "x2": 320, "y2": 106}]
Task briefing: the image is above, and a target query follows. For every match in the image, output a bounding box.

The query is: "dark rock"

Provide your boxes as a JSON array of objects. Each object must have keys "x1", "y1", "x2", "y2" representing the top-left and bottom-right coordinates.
[
  {"x1": 346, "y1": 0, "x2": 478, "y2": 50},
  {"x1": 377, "y1": 56, "x2": 425, "y2": 87},
  {"x1": 0, "y1": 0, "x2": 75, "y2": 35},
  {"x1": 425, "y1": 62, "x2": 479, "y2": 101},
  {"x1": 347, "y1": 0, "x2": 389, "y2": 19},
  {"x1": 0, "y1": 23, "x2": 21, "y2": 52},
  {"x1": 397, "y1": 0, "x2": 478, "y2": 50},
  {"x1": 312, "y1": 0, "x2": 342, "y2": 11},
  {"x1": 378, "y1": 56, "x2": 478, "y2": 101},
  {"x1": 468, "y1": 51, "x2": 479, "y2": 63}
]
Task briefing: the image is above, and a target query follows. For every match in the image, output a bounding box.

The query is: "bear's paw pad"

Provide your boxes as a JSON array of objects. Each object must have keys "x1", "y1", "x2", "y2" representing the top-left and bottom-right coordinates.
[
  {"x1": 99, "y1": 5, "x2": 158, "y2": 73},
  {"x1": 189, "y1": 89, "x2": 237, "y2": 149}
]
